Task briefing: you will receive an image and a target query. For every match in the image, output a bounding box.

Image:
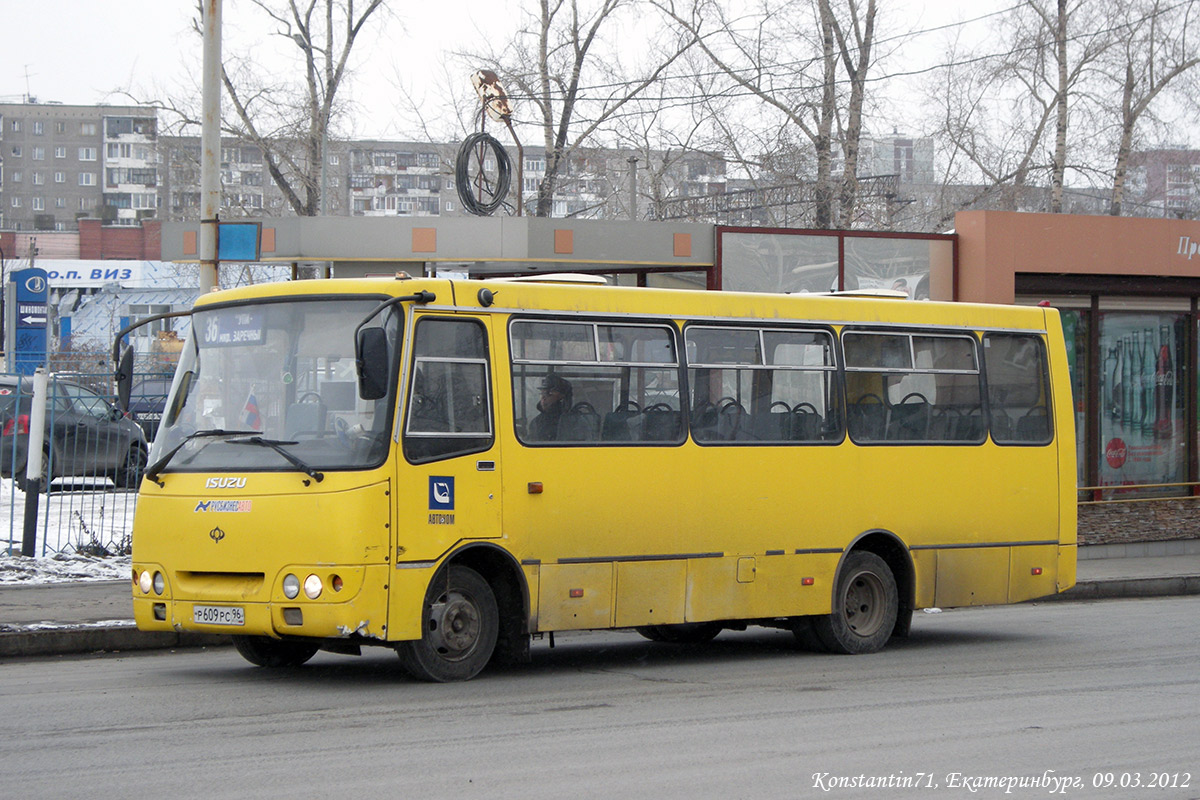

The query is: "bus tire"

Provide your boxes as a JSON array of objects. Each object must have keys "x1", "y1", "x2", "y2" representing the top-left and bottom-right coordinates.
[
  {"x1": 814, "y1": 551, "x2": 898, "y2": 655},
  {"x1": 635, "y1": 622, "x2": 722, "y2": 644},
  {"x1": 398, "y1": 565, "x2": 498, "y2": 682},
  {"x1": 232, "y1": 635, "x2": 319, "y2": 667}
]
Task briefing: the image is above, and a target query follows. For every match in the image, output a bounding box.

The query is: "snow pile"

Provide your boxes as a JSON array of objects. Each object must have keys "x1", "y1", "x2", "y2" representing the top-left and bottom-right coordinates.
[{"x1": 0, "y1": 551, "x2": 132, "y2": 584}]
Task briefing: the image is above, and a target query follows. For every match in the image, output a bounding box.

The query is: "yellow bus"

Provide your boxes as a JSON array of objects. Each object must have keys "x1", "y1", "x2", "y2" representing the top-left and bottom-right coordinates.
[{"x1": 122, "y1": 275, "x2": 1076, "y2": 681}]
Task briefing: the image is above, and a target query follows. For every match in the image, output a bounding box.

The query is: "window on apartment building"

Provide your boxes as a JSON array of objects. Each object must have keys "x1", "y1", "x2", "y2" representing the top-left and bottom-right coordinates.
[
  {"x1": 79, "y1": 147, "x2": 97, "y2": 161},
  {"x1": 128, "y1": 304, "x2": 174, "y2": 339},
  {"x1": 32, "y1": 172, "x2": 43, "y2": 185},
  {"x1": 80, "y1": 122, "x2": 97, "y2": 135},
  {"x1": 54, "y1": 146, "x2": 66, "y2": 158},
  {"x1": 107, "y1": 143, "x2": 132, "y2": 159},
  {"x1": 10, "y1": 120, "x2": 20, "y2": 133},
  {"x1": 328, "y1": 154, "x2": 339, "y2": 166},
  {"x1": 11, "y1": 197, "x2": 21, "y2": 208},
  {"x1": 54, "y1": 172, "x2": 64, "y2": 183},
  {"x1": 32, "y1": 121, "x2": 43, "y2": 135},
  {"x1": 132, "y1": 193, "x2": 157, "y2": 210},
  {"x1": 445, "y1": 201, "x2": 454, "y2": 212},
  {"x1": 526, "y1": 158, "x2": 545, "y2": 172},
  {"x1": 55, "y1": 197, "x2": 65, "y2": 208},
  {"x1": 31, "y1": 147, "x2": 44, "y2": 160},
  {"x1": 11, "y1": 171, "x2": 22, "y2": 183},
  {"x1": 79, "y1": 172, "x2": 96, "y2": 186},
  {"x1": 10, "y1": 146, "x2": 21, "y2": 158},
  {"x1": 32, "y1": 197, "x2": 44, "y2": 211},
  {"x1": 55, "y1": 122, "x2": 66, "y2": 134}
]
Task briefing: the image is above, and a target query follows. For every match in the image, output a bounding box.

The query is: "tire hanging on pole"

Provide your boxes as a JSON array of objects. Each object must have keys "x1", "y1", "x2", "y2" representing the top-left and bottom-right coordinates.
[{"x1": 455, "y1": 132, "x2": 512, "y2": 216}]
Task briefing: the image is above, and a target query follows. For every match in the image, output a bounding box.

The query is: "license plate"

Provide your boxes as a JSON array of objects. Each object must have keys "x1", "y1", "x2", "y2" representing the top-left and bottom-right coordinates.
[{"x1": 193, "y1": 605, "x2": 245, "y2": 626}]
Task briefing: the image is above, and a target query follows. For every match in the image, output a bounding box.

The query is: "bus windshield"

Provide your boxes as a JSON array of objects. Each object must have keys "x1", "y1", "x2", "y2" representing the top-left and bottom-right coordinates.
[{"x1": 150, "y1": 297, "x2": 398, "y2": 473}]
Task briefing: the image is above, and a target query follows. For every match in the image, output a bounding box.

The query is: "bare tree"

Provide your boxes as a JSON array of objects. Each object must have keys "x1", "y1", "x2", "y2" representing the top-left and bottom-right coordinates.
[
  {"x1": 152, "y1": 1, "x2": 387, "y2": 217},
  {"x1": 1102, "y1": 0, "x2": 1200, "y2": 216},
  {"x1": 656, "y1": 0, "x2": 879, "y2": 228},
  {"x1": 463, "y1": 0, "x2": 696, "y2": 217},
  {"x1": 923, "y1": 0, "x2": 1109, "y2": 216}
]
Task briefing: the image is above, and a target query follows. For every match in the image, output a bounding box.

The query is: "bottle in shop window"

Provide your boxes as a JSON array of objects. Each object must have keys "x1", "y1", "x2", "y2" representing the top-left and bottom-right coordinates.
[
  {"x1": 1106, "y1": 343, "x2": 1122, "y2": 420},
  {"x1": 1154, "y1": 325, "x2": 1175, "y2": 440},
  {"x1": 1121, "y1": 335, "x2": 1133, "y2": 430},
  {"x1": 1143, "y1": 328, "x2": 1156, "y2": 435}
]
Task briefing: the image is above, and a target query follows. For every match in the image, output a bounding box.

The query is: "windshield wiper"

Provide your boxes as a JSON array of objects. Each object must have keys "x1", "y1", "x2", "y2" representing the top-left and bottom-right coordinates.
[
  {"x1": 144, "y1": 429, "x2": 261, "y2": 487},
  {"x1": 226, "y1": 436, "x2": 325, "y2": 484}
]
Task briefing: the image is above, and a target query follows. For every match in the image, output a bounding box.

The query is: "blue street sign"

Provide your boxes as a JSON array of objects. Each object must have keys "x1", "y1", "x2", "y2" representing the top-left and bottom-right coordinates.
[{"x1": 12, "y1": 267, "x2": 49, "y2": 375}]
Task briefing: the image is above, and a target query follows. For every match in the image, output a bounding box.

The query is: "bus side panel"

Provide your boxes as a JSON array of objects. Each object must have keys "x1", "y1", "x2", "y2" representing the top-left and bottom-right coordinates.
[
  {"x1": 935, "y1": 548, "x2": 1011, "y2": 607},
  {"x1": 537, "y1": 563, "x2": 614, "y2": 631},
  {"x1": 685, "y1": 554, "x2": 839, "y2": 622},
  {"x1": 1009, "y1": 544, "x2": 1062, "y2": 602},
  {"x1": 614, "y1": 560, "x2": 687, "y2": 628}
]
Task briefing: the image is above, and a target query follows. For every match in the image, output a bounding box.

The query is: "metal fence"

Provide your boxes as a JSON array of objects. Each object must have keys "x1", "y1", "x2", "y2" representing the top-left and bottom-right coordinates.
[{"x1": 2, "y1": 371, "x2": 169, "y2": 557}]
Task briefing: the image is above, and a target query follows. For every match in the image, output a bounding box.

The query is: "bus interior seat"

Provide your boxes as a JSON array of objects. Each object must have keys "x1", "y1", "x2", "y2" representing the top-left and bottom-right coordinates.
[
  {"x1": 790, "y1": 408, "x2": 824, "y2": 441},
  {"x1": 642, "y1": 407, "x2": 681, "y2": 441},
  {"x1": 1015, "y1": 408, "x2": 1049, "y2": 441},
  {"x1": 602, "y1": 405, "x2": 643, "y2": 441},
  {"x1": 750, "y1": 412, "x2": 790, "y2": 442},
  {"x1": 848, "y1": 395, "x2": 886, "y2": 441},
  {"x1": 285, "y1": 399, "x2": 326, "y2": 438},
  {"x1": 559, "y1": 403, "x2": 601, "y2": 442}
]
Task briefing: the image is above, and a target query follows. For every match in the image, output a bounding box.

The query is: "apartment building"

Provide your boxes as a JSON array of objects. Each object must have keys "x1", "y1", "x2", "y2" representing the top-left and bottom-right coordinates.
[{"x1": 0, "y1": 101, "x2": 159, "y2": 231}]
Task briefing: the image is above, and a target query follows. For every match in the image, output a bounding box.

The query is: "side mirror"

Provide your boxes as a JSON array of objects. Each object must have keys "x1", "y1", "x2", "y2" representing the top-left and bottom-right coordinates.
[
  {"x1": 115, "y1": 347, "x2": 135, "y2": 413},
  {"x1": 356, "y1": 327, "x2": 390, "y2": 401}
]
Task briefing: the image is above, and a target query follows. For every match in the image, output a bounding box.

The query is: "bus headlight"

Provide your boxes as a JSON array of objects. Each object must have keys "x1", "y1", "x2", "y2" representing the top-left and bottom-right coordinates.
[
  {"x1": 138, "y1": 570, "x2": 153, "y2": 595},
  {"x1": 303, "y1": 574, "x2": 323, "y2": 599},
  {"x1": 282, "y1": 573, "x2": 301, "y2": 599},
  {"x1": 153, "y1": 572, "x2": 165, "y2": 595}
]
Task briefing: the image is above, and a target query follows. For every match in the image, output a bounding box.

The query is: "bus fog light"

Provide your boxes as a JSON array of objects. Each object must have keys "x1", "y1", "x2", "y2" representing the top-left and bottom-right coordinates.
[
  {"x1": 303, "y1": 574, "x2": 323, "y2": 599},
  {"x1": 331, "y1": 574, "x2": 343, "y2": 593},
  {"x1": 282, "y1": 574, "x2": 301, "y2": 599},
  {"x1": 139, "y1": 571, "x2": 153, "y2": 594},
  {"x1": 153, "y1": 572, "x2": 165, "y2": 595}
]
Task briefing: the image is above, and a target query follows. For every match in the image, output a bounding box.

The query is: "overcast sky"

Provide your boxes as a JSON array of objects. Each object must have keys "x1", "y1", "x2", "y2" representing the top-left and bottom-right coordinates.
[{"x1": 1, "y1": 0, "x2": 988, "y2": 141}]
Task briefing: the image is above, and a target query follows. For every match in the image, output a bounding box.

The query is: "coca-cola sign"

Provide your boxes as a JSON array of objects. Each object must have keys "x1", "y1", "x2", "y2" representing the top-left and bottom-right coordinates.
[{"x1": 1105, "y1": 437, "x2": 1128, "y2": 469}]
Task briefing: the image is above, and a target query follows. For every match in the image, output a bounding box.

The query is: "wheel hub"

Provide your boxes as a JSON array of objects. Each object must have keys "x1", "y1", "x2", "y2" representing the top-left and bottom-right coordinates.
[{"x1": 428, "y1": 592, "x2": 481, "y2": 659}]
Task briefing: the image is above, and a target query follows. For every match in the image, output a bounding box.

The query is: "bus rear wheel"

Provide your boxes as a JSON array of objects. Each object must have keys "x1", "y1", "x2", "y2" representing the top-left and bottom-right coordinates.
[
  {"x1": 397, "y1": 565, "x2": 498, "y2": 682},
  {"x1": 813, "y1": 551, "x2": 898, "y2": 654},
  {"x1": 635, "y1": 622, "x2": 723, "y2": 644},
  {"x1": 232, "y1": 635, "x2": 319, "y2": 667}
]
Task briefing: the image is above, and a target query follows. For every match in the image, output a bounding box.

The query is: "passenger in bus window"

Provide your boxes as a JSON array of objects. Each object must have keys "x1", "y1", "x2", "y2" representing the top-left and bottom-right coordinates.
[{"x1": 529, "y1": 374, "x2": 571, "y2": 440}]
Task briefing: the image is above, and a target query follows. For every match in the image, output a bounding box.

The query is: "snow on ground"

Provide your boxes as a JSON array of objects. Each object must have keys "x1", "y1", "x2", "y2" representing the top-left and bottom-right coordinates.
[
  {"x1": 0, "y1": 552, "x2": 132, "y2": 584},
  {"x1": 1, "y1": 476, "x2": 136, "y2": 584}
]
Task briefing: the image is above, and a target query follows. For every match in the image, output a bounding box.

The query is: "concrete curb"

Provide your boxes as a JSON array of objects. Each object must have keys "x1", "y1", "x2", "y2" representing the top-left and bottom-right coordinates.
[
  {"x1": 1051, "y1": 575, "x2": 1200, "y2": 601},
  {"x1": 0, "y1": 628, "x2": 229, "y2": 659}
]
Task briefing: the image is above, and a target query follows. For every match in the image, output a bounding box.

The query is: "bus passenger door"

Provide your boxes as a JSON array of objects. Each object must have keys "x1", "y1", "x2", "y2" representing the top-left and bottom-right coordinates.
[{"x1": 395, "y1": 315, "x2": 503, "y2": 565}]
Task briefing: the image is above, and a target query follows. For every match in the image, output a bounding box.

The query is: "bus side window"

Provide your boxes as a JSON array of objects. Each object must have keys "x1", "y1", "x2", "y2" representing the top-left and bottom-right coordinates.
[
  {"x1": 403, "y1": 317, "x2": 494, "y2": 463},
  {"x1": 983, "y1": 333, "x2": 1052, "y2": 445}
]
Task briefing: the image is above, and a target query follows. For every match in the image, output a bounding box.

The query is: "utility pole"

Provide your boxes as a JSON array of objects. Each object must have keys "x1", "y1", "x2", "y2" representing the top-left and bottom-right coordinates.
[
  {"x1": 627, "y1": 157, "x2": 639, "y2": 221},
  {"x1": 199, "y1": 0, "x2": 223, "y2": 293}
]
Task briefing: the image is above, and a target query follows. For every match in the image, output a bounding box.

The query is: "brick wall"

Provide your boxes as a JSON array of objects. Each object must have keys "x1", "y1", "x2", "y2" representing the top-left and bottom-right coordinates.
[{"x1": 1079, "y1": 500, "x2": 1200, "y2": 545}]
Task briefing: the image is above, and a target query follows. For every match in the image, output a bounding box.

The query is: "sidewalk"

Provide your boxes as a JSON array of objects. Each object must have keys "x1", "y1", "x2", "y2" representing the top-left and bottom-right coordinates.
[{"x1": 2, "y1": 545, "x2": 1199, "y2": 659}]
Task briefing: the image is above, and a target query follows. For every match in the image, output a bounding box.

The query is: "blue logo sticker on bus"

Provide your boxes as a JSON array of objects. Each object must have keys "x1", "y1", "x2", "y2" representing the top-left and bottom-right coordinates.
[{"x1": 429, "y1": 477, "x2": 455, "y2": 510}]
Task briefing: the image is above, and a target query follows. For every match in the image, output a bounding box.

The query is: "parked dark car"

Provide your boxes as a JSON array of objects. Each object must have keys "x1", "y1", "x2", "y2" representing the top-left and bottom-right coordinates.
[
  {"x1": 127, "y1": 375, "x2": 173, "y2": 440},
  {"x1": 0, "y1": 376, "x2": 148, "y2": 491}
]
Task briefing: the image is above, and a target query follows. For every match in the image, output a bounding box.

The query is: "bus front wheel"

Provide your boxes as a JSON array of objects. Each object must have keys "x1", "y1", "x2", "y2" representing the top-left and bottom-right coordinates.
[
  {"x1": 813, "y1": 551, "x2": 898, "y2": 655},
  {"x1": 232, "y1": 635, "x2": 319, "y2": 667},
  {"x1": 398, "y1": 565, "x2": 499, "y2": 682}
]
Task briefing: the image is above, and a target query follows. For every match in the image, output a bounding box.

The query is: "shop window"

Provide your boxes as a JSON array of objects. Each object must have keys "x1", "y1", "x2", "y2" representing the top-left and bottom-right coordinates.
[{"x1": 1097, "y1": 313, "x2": 1186, "y2": 497}]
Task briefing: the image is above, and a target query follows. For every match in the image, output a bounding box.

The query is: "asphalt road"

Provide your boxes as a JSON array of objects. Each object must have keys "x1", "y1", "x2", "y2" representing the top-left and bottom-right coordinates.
[{"x1": 2, "y1": 597, "x2": 1198, "y2": 800}]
